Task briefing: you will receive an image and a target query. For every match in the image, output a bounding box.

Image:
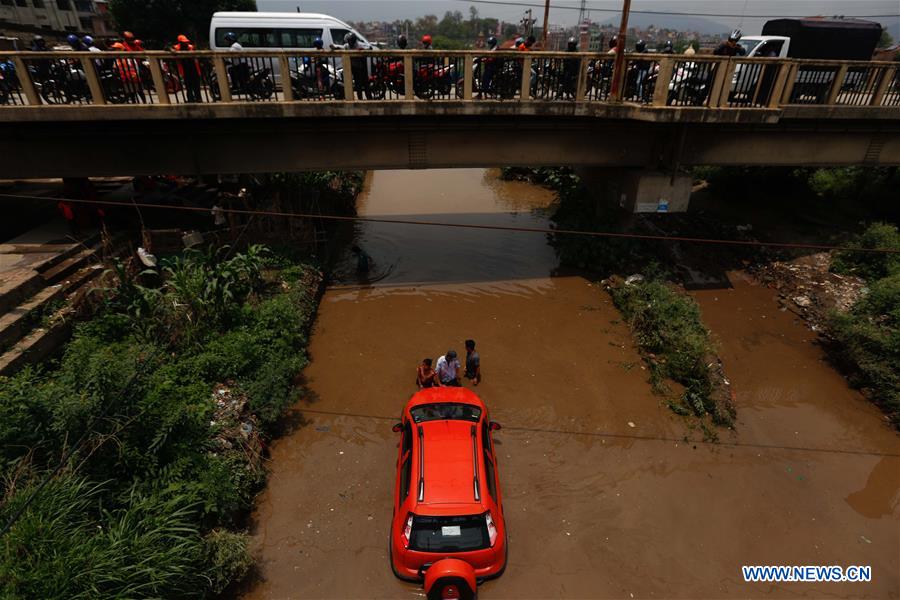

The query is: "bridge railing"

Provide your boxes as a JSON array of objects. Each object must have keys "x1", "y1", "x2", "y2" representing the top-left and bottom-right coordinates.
[{"x1": 0, "y1": 50, "x2": 897, "y2": 110}]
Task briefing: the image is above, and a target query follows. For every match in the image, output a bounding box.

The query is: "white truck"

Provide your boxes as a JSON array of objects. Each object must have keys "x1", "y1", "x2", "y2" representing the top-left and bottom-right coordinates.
[{"x1": 731, "y1": 17, "x2": 882, "y2": 104}]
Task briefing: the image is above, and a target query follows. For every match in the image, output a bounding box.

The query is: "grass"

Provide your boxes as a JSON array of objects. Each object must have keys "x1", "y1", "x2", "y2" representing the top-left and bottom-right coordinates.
[{"x1": 0, "y1": 245, "x2": 323, "y2": 598}]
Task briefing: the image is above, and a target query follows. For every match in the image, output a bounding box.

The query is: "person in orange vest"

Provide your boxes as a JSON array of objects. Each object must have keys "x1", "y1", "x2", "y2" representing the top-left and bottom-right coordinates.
[
  {"x1": 110, "y1": 42, "x2": 145, "y2": 103},
  {"x1": 121, "y1": 30, "x2": 141, "y2": 52},
  {"x1": 172, "y1": 34, "x2": 202, "y2": 102}
]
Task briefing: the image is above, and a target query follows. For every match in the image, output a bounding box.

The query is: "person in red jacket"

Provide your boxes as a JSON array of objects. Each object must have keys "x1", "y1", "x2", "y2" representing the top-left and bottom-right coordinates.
[
  {"x1": 172, "y1": 34, "x2": 202, "y2": 102},
  {"x1": 121, "y1": 30, "x2": 141, "y2": 52}
]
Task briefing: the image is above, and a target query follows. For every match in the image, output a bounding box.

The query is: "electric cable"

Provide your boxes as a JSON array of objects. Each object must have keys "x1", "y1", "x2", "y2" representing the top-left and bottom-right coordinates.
[{"x1": 2, "y1": 192, "x2": 898, "y2": 255}]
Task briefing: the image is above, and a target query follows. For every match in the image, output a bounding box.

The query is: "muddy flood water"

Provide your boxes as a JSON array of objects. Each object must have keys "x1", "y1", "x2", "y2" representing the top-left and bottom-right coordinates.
[{"x1": 243, "y1": 169, "x2": 900, "y2": 599}]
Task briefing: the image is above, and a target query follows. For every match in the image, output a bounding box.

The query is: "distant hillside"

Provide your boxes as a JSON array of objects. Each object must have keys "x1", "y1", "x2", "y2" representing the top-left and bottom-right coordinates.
[{"x1": 600, "y1": 13, "x2": 731, "y2": 35}]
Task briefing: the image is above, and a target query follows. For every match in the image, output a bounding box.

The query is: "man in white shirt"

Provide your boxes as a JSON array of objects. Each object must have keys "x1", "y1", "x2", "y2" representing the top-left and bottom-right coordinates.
[{"x1": 435, "y1": 350, "x2": 461, "y2": 386}]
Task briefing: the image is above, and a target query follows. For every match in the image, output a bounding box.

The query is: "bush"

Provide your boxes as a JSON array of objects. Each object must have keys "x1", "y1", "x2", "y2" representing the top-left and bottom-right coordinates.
[
  {"x1": 828, "y1": 258, "x2": 900, "y2": 427},
  {"x1": 203, "y1": 529, "x2": 253, "y2": 595},
  {"x1": 831, "y1": 222, "x2": 900, "y2": 281},
  {"x1": 611, "y1": 279, "x2": 733, "y2": 426},
  {"x1": 0, "y1": 248, "x2": 323, "y2": 596}
]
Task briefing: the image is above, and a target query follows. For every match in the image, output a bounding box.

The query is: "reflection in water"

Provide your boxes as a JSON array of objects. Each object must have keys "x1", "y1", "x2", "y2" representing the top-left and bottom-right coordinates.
[
  {"x1": 244, "y1": 169, "x2": 900, "y2": 600},
  {"x1": 845, "y1": 457, "x2": 900, "y2": 519}
]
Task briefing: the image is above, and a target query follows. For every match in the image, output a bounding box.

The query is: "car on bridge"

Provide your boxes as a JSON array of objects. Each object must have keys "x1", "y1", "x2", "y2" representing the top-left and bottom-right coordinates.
[{"x1": 390, "y1": 387, "x2": 507, "y2": 599}]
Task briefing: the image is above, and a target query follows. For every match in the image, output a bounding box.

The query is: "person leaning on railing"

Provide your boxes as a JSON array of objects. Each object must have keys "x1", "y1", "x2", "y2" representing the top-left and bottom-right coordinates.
[
  {"x1": 171, "y1": 34, "x2": 202, "y2": 102},
  {"x1": 331, "y1": 32, "x2": 367, "y2": 99}
]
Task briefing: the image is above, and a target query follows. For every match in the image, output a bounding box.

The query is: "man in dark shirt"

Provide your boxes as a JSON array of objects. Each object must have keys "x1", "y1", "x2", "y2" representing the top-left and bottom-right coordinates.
[
  {"x1": 464, "y1": 339, "x2": 481, "y2": 385},
  {"x1": 714, "y1": 29, "x2": 747, "y2": 57}
]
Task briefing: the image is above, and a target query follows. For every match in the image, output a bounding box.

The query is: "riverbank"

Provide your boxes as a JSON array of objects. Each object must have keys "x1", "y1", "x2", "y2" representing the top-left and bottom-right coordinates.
[{"x1": 0, "y1": 246, "x2": 324, "y2": 598}]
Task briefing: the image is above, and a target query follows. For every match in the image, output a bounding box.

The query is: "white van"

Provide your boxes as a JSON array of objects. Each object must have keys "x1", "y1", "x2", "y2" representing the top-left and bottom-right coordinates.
[{"x1": 209, "y1": 11, "x2": 374, "y2": 51}]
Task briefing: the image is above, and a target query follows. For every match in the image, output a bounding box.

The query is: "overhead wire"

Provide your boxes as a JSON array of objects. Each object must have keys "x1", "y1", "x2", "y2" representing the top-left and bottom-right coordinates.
[
  {"x1": 459, "y1": 0, "x2": 900, "y2": 19},
  {"x1": 0, "y1": 192, "x2": 897, "y2": 255}
]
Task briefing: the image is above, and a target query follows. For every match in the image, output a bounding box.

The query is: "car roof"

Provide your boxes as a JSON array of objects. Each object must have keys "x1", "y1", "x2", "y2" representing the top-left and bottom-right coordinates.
[
  {"x1": 417, "y1": 419, "x2": 482, "y2": 507},
  {"x1": 405, "y1": 387, "x2": 486, "y2": 411}
]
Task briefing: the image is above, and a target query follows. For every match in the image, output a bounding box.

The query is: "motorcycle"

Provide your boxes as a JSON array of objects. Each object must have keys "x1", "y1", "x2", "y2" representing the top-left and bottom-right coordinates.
[
  {"x1": 291, "y1": 58, "x2": 347, "y2": 99},
  {"x1": 367, "y1": 57, "x2": 405, "y2": 99},
  {"x1": 667, "y1": 61, "x2": 710, "y2": 106},
  {"x1": 460, "y1": 56, "x2": 522, "y2": 100},
  {"x1": 210, "y1": 61, "x2": 275, "y2": 100},
  {"x1": 412, "y1": 58, "x2": 456, "y2": 99},
  {"x1": 29, "y1": 59, "x2": 89, "y2": 104}
]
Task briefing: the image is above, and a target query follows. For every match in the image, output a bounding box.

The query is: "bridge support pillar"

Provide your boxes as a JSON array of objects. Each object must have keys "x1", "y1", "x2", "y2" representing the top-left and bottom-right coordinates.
[{"x1": 577, "y1": 168, "x2": 693, "y2": 214}]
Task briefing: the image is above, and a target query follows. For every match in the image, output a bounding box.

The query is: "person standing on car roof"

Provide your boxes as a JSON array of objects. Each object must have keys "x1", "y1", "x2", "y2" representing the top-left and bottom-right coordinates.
[
  {"x1": 435, "y1": 350, "x2": 462, "y2": 387},
  {"x1": 714, "y1": 29, "x2": 746, "y2": 56}
]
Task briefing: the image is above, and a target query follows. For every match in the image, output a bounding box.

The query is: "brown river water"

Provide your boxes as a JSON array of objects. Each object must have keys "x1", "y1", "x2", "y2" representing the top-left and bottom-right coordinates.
[{"x1": 242, "y1": 169, "x2": 899, "y2": 599}]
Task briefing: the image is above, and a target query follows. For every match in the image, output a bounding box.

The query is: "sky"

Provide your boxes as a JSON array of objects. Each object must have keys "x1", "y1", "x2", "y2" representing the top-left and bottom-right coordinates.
[{"x1": 256, "y1": 0, "x2": 900, "y2": 36}]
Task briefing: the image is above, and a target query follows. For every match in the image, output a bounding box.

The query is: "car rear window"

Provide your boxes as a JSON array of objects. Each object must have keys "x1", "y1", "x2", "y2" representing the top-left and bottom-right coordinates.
[
  {"x1": 409, "y1": 514, "x2": 489, "y2": 552},
  {"x1": 410, "y1": 403, "x2": 481, "y2": 424}
]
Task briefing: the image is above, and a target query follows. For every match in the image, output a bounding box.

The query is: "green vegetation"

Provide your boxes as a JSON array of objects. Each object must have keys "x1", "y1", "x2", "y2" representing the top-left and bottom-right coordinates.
[
  {"x1": 828, "y1": 223, "x2": 900, "y2": 428},
  {"x1": 376, "y1": 9, "x2": 520, "y2": 49},
  {"x1": 109, "y1": 0, "x2": 257, "y2": 47},
  {"x1": 693, "y1": 166, "x2": 900, "y2": 221},
  {"x1": 609, "y1": 278, "x2": 734, "y2": 427},
  {"x1": 0, "y1": 246, "x2": 322, "y2": 598}
]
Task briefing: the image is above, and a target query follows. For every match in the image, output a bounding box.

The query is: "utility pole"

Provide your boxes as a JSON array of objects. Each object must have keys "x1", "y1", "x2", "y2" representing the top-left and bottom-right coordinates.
[
  {"x1": 541, "y1": 0, "x2": 551, "y2": 48},
  {"x1": 610, "y1": 0, "x2": 632, "y2": 101}
]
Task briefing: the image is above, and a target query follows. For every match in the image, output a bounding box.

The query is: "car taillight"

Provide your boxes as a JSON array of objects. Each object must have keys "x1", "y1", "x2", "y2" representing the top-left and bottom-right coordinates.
[
  {"x1": 402, "y1": 513, "x2": 413, "y2": 547},
  {"x1": 485, "y1": 511, "x2": 498, "y2": 545}
]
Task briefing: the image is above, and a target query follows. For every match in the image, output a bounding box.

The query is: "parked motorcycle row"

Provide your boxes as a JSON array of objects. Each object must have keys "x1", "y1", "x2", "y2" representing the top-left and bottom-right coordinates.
[{"x1": 0, "y1": 51, "x2": 730, "y2": 108}]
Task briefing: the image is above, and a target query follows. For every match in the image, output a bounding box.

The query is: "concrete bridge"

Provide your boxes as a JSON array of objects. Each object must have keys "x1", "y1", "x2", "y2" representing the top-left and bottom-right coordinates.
[{"x1": 1, "y1": 49, "x2": 899, "y2": 182}]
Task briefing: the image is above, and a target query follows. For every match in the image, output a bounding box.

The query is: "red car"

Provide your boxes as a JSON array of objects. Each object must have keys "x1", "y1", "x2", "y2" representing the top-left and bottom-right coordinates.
[{"x1": 390, "y1": 387, "x2": 507, "y2": 599}]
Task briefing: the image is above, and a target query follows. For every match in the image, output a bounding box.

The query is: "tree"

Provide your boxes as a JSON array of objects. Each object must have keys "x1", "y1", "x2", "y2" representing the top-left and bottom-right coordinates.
[
  {"x1": 878, "y1": 29, "x2": 894, "y2": 49},
  {"x1": 109, "y1": 0, "x2": 256, "y2": 48}
]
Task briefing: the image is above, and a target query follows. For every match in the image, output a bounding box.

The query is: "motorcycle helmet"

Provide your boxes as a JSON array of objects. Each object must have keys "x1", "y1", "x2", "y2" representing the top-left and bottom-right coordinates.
[
  {"x1": 313, "y1": 37, "x2": 324, "y2": 49},
  {"x1": 728, "y1": 29, "x2": 742, "y2": 42},
  {"x1": 421, "y1": 34, "x2": 432, "y2": 46},
  {"x1": 514, "y1": 37, "x2": 524, "y2": 48},
  {"x1": 110, "y1": 42, "x2": 126, "y2": 50},
  {"x1": 487, "y1": 36, "x2": 497, "y2": 48},
  {"x1": 224, "y1": 32, "x2": 237, "y2": 43},
  {"x1": 566, "y1": 37, "x2": 577, "y2": 51},
  {"x1": 397, "y1": 34, "x2": 407, "y2": 49},
  {"x1": 82, "y1": 35, "x2": 94, "y2": 46},
  {"x1": 122, "y1": 31, "x2": 135, "y2": 41},
  {"x1": 177, "y1": 34, "x2": 190, "y2": 44},
  {"x1": 67, "y1": 34, "x2": 80, "y2": 47},
  {"x1": 635, "y1": 39, "x2": 646, "y2": 52},
  {"x1": 608, "y1": 36, "x2": 617, "y2": 49},
  {"x1": 663, "y1": 40, "x2": 673, "y2": 51},
  {"x1": 344, "y1": 32, "x2": 358, "y2": 47}
]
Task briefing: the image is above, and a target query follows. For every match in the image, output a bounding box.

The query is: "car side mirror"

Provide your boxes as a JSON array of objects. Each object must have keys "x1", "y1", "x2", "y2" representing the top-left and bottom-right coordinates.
[
  {"x1": 489, "y1": 421, "x2": 502, "y2": 431},
  {"x1": 392, "y1": 423, "x2": 403, "y2": 433}
]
